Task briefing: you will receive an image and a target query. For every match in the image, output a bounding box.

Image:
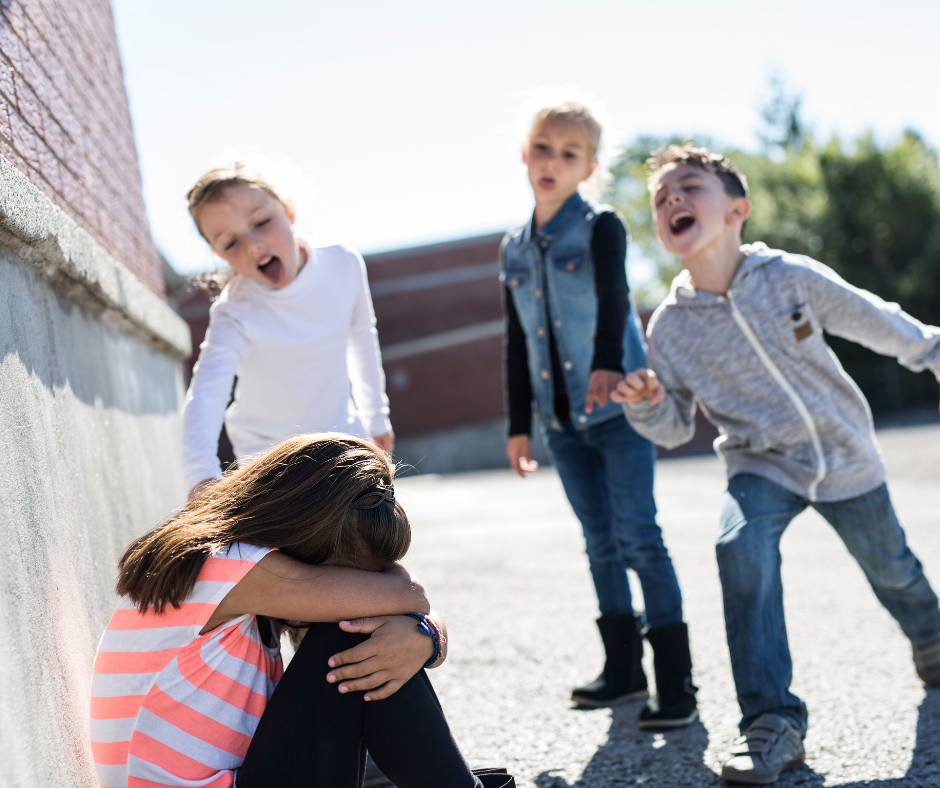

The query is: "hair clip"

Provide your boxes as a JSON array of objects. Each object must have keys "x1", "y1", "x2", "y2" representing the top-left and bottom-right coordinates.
[{"x1": 350, "y1": 483, "x2": 395, "y2": 511}]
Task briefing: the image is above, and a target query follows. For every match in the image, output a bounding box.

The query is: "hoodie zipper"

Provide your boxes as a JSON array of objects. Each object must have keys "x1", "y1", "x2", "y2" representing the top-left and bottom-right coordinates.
[{"x1": 725, "y1": 293, "x2": 828, "y2": 501}]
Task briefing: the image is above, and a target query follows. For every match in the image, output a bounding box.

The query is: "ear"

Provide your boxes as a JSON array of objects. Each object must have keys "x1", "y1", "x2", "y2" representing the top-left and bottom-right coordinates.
[
  {"x1": 584, "y1": 159, "x2": 599, "y2": 181},
  {"x1": 521, "y1": 145, "x2": 529, "y2": 165},
  {"x1": 727, "y1": 196, "x2": 751, "y2": 225},
  {"x1": 284, "y1": 199, "x2": 296, "y2": 224}
]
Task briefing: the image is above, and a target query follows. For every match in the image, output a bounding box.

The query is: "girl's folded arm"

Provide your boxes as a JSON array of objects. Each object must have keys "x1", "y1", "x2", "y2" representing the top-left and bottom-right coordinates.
[{"x1": 204, "y1": 552, "x2": 429, "y2": 633}]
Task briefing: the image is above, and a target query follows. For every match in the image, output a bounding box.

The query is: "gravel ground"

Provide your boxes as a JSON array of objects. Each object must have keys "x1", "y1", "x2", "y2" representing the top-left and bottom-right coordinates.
[{"x1": 394, "y1": 422, "x2": 940, "y2": 787}]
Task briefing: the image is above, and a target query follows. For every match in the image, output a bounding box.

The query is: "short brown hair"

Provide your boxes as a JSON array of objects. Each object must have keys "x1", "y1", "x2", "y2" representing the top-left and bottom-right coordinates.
[
  {"x1": 116, "y1": 434, "x2": 410, "y2": 613},
  {"x1": 647, "y1": 143, "x2": 749, "y2": 198},
  {"x1": 529, "y1": 102, "x2": 602, "y2": 159},
  {"x1": 186, "y1": 163, "x2": 288, "y2": 238}
]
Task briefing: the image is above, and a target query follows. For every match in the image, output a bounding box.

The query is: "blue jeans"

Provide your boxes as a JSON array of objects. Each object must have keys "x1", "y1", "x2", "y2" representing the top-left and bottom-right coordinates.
[
  {"x1": 717, "y1": 473, "x2": 940, "y2": 734},
  {"x1": 543, "y1": 414, "x2": 683, "y2": 629}
]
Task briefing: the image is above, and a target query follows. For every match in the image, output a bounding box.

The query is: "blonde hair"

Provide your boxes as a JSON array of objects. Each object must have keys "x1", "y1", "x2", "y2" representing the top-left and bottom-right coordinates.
[
  {"x1": 528, "y1": 102, "x2": 602, "y2": 160},
  {"x1": 186, "y1": 162, "x2": 289, "y2": 238}
]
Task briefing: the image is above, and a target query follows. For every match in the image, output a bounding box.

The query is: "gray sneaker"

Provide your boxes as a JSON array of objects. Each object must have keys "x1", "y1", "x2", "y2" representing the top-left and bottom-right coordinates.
[
  {"x1": 720, "y1": 714, "x2": 805, "y2": 785},
  {"x1": 913, "y1": 637, "x2": 940, "y2": 687}
]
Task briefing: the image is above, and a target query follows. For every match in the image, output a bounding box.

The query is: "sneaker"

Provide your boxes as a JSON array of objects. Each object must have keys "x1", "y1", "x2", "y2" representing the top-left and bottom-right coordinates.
[
  {"x1": 720, "y1": 714, "x2": 805, "y2": 785},
  {"x1": 913, "y1": 637, "x2": 940, "y2": 687}
]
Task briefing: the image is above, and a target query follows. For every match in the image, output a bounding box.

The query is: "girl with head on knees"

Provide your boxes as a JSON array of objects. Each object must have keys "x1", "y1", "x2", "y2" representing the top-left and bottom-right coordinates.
[{"x1": 90, "y1": 433, "x2": 514, "y2": 788}]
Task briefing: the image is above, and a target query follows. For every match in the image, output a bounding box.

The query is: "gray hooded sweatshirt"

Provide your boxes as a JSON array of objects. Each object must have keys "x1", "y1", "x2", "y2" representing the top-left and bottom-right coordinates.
[{"x1": 623, "y1": 243, "x2": 940, "y2": 502}]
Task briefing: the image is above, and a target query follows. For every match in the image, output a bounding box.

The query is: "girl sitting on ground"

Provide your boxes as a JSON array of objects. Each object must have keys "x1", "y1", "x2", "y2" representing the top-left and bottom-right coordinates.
[{"x1": 90, "y1": 433, "x2": 514, "y2": 788}]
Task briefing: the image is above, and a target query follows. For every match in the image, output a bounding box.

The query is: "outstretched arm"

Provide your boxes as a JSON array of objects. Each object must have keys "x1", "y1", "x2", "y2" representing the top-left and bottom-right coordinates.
[
  {"x1": 613, "y1": 340, "x2": 698, "y2": 449},
  {"x1": 804, "y1": 259, "x2": 940, "y2": 374},
  {"x1": 182, "y1": 311, "x2": 245, "y2": 493},
  {"x1": 346, "y1": 249, "x2": 393, "y2": 442}
]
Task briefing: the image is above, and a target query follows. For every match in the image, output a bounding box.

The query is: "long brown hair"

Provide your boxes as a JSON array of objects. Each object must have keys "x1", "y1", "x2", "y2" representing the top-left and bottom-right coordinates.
[{"x1": 117, "y1": 434, "x2": 410, "y2": 613}]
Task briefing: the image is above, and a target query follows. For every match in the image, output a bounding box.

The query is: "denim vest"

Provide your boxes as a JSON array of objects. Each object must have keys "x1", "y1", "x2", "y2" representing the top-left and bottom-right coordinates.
[{"x1": 501, "y1": 192, "x2": 647, "y2": 432}]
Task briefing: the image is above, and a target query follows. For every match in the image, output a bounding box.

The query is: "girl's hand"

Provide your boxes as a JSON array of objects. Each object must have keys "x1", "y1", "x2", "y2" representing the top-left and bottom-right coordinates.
[
  {"x1": 507, "y1": 435, "x2": 539, "y2": 477},
  {"x1": 326, "y1": 615, "x2": 435, "y2": 701},
  {"x1": 370, "y1": 432, "x2": 395, "y2": 456},
  {"x1": 585, "y1": 369, "x2": 626, "y2": 414}
]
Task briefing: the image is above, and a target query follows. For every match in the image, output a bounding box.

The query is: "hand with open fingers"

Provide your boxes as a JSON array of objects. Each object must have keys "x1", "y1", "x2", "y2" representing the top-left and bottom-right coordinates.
[
  {"x1": 326, "y1": 615, "x2": 434, "y2": 701},
  {"x1": 507, "y1": 435, "x2": 539, "y2": 477},
  {"x1": 611, "y1": 368, "x2": 666, "y2": 406},
  {"x1": 585, "y1": 369, "x2": 626, "y2": 414},
  {"x1": 370, "y1": 432, "x2": 395, "y2": 456}
]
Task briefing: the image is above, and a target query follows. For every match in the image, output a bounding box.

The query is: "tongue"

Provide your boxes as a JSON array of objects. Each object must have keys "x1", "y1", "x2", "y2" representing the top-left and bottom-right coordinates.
[{"x1": 260, "y1": 258, "x2": 284, "y2": 284}]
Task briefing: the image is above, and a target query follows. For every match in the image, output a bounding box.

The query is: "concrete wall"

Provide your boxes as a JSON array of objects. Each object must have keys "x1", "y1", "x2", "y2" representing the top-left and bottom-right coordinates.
[{"x1": 0, "y1": 155, "x2": 190, "y2": 786}]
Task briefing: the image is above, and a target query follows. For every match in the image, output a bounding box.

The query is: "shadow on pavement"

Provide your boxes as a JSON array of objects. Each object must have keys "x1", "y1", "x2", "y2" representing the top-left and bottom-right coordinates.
[
  {"x1": 534, "y1": 701, "x2": 715, "y2": 787},
  {"x1": 534, "y1": 689, "x2": 939, "y2": 787}
]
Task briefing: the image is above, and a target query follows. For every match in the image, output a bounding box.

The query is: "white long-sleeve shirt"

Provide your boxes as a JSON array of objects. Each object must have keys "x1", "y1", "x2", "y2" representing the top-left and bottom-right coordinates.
[{"x1": 182, "y1": 241, "x2": 392, "y2": 490}]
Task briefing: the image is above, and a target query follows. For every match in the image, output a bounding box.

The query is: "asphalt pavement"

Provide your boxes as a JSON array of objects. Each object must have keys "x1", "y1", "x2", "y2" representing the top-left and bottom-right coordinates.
[{"x1": 396, "y1": 421, "x2": 940, "y2": 787}]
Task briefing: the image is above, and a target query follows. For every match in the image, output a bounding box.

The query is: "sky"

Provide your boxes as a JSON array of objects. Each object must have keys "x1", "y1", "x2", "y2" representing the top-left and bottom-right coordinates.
[{"x1": 111, "y1": 0, "x2": 940, "y2": 275}]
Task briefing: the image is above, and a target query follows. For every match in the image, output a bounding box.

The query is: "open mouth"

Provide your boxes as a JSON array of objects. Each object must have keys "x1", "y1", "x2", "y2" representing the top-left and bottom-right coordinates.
[
  {"x1": 539, "y1": 176, "x2": 555, "y2": 189},
  {"x1": 669, "y1": 211, "x2": 695, "y2": 235},
  {"x1": 258, "y1": 255, "x2": 285, "y2": 284}
]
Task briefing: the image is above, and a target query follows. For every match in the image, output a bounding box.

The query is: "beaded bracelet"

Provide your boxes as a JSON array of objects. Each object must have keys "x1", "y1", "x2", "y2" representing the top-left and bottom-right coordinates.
[{"x1": 405, "y1": 613, "x2": 446, "y2": 668}]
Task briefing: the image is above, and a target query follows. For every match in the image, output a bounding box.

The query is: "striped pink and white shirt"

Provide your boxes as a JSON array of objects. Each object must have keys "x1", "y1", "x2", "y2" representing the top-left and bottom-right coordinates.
[{"x1": 91, "y1": 543, "x2": 283, "y2": 788}]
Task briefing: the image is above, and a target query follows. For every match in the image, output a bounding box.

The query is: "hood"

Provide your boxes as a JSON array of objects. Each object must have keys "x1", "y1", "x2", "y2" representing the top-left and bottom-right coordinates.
[{"x1": 663, "y1": 242, "x2": 782, "y2": 308}]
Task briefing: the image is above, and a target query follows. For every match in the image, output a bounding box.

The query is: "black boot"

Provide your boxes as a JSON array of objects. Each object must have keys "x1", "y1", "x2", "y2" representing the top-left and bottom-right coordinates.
[
  {"x1": 571, "y1": 613, "x2": 648, "y2": 708},
  {"x1": 638, "y1": 621, "x2": 698, "y2": 729}
]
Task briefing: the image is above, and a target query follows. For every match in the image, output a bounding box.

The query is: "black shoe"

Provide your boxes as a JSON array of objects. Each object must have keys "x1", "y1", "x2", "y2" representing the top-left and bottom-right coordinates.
[
  {"x1": 638, "y1": 621, "x2": 698, "y2": 729},
  {"x1": 571, "y1": 613, "x2": 649, "y2": 708},
  {"x1": 474, "y1": 768, "x2": 516, "y2": 787},
  {"x1": 364, "y1": 753, "x2": 393, "y2": 787}
]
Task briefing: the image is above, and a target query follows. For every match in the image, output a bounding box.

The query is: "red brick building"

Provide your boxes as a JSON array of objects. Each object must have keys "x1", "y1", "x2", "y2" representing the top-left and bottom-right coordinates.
[
  {"x1": 0, "y1": 0, "x2": 163, "y2": 293},
  {"x1": 175, "y1": 230, "x2": 716, "y2": 472}
]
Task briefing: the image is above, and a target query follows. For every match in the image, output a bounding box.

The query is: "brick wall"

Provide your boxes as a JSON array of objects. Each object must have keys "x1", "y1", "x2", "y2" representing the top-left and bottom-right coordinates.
[{"x1": 0, "y1": 0, "x2": 163, "y2": 296}]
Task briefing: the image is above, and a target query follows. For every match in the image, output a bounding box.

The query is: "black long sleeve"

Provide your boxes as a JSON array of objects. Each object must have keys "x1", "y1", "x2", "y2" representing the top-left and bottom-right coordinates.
[
  {"x1": 504, "y1": 285, "x2": 534, "y2": 437},
  {"x1": 590, "y1": 212, "x2": 630, "y2": 373},
  {"x1": 502, "y1": 211, "x2": 631, "y2": 437}
]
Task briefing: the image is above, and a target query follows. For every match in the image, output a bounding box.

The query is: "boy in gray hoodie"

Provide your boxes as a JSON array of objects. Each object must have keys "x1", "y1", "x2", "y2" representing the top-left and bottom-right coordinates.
[{"x1": 612, "y1": 143, "x2": 940, "y2": 785}]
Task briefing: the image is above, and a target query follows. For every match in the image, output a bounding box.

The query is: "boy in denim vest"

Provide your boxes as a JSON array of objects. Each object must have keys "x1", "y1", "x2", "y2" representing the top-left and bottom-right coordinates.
[
  {"x1": 614, "y1": 143, "x2": 940, "y2": 784},
  {"x1": 501, "y1": 104, "x2": 696, "y2": 729}
]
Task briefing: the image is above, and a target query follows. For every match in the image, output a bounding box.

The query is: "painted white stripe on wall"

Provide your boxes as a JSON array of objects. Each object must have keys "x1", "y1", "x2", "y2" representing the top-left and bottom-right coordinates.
[
  {"x1": 369, "y1": 262, "x2": 499, "y2": 297},
  {"x1": 381, "y1": 320, "x2": 504, "y2": 362}
]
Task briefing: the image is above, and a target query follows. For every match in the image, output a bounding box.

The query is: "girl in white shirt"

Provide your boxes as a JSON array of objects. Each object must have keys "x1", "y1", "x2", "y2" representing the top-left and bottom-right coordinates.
[{"x1": 181, "y1": 164, "x2": 394, "y2": 499}]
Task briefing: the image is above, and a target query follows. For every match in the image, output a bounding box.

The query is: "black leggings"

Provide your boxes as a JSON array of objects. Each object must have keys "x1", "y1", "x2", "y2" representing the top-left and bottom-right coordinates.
[{"x1": 238, "y1": 623, "x2": 479, "y2": 788}]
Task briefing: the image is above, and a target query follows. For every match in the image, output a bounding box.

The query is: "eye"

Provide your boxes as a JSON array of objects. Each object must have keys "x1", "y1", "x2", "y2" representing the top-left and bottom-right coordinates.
[
  {"x1": 223, "y1": 238, "x2": 236, "y2": 251},
  {"x1": 654, "y1": 196, "x2": 666, "y2": 207},
  {"x1": 534, "y1": 143, "x2": 548, "y2": 152},
  {"x1": 564, "y1": 151, "x2": 576, "y2": 160},
  {"x1": 256, "y1": 217, "x2": 270, "y2": 228}
]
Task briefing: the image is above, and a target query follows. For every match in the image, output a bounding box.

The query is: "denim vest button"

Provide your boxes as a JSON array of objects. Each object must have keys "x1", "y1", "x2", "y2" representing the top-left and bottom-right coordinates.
[
  {"x1": 577, "y1": 414, "x2": 587, "y2": 424},
  {"x1": 510, "y1": 277, "x2": 520, "y2": 288},
  {"x1": 554, "y1": 319, "x2": 562, "y2": 328},
  {"x1": 563, "y1": 361, "x2": 573, "y2": 370},
  {"x1": 536, "y1": 327, "x2": 545, "y2": 337},
  {"x1": 566, "y1": 262, "x2": 575, "y2": 271},
  {"x1": 540, "y1": 369, "x2": 550, "y2": 380},
  {"x1": 534, "y1": 288, "x2": 542, "y2": 298},
  {"x1": 551, "y1": 420, "x2": 561, "y2": 430}
]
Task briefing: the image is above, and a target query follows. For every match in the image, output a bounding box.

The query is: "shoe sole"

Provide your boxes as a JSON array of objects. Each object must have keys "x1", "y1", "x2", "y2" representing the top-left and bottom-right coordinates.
[
  {"x1": 571, "y1": 688, "x2": 649, "y2": 708},
  {"x1": 637, "y1": 708, "x2": 699, "y2": 730},
  {"x1": 720, "y1": 753, "x2": 805, "y2": 785}
]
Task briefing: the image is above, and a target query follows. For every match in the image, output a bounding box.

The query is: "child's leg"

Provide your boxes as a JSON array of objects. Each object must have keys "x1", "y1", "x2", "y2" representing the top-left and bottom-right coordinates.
[
  {"x1": 591, "y1": 415, "x2": 682, "y2": 629},
  {"x1": 813, "y1": 484, "x2": 940, "y2": 646},
  {"x1": 716, "y1": 474, "x2": 808, "y2": 733},
  {"x1": 543, "y1": 422, "x2": 633, "y2": 616},
  {"x1": 238, "y1": 623, "x2": 478, "y2": 788}
]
